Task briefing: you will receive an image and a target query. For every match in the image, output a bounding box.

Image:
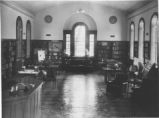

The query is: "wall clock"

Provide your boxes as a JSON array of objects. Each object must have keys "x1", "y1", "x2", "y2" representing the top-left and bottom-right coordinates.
[
  {"x1": 109, "y1": 16, "x2": 117, "y2": 24},
  {"x1": 44, "y1": 15, "x2": 53, "y2": 23}
]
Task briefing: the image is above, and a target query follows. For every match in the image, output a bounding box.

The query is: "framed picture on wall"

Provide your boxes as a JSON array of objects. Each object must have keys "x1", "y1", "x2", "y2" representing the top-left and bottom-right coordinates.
[{"x1": 49, "y1": 41, "x2": 62, "y2": 52}]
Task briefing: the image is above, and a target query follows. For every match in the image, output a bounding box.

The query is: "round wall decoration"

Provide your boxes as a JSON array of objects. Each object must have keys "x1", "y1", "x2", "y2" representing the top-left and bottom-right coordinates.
[
  {"x1": 44, "y1": 15, "x2": 53, "y2": 23},
  {"x1": 109, "y1": 16, "x2": 117, "y2": 24}
]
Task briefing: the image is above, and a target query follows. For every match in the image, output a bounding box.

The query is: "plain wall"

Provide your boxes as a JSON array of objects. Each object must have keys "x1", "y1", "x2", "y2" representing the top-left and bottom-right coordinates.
[
  {"x1": 34, "y1": 2, "x2": 127, "y2": 41},
  {"x1": 1, "y1": 3, "x2": 34, "y2": 40}
]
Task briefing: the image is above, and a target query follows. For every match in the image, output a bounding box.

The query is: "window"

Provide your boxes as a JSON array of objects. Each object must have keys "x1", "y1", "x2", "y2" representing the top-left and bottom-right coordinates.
[
  {"x1": 16, "y1": 16, "x2": 23, "y2": 58},
  {"x1": 143, "y1": 18, "x2": 150, "y2": 62},
  {"x1": 26, "y1": 20, "x2": 31, "y2": 58},
  {"x1": 130, "y1": 22, "x2": 135, "y2": 59},
  {"x1": 74, "y1": 25, "x2": 86, "y2": 57},
  {"x1": 63, "y1": 23, "x2": 97, "y2": 58},
  {"x1": 66, "y1": 34, "x2": 71, "y2": 56},
  {"x1": 138, "y1": 18, "x2": 145, "y2": 62},
  {"x1": 134, "y1": 22, "x2": 138, "y2": 58},
  {"x1": 150, "y1": 13, "x2": 158, "y2": 64},
  {"x1": 89, "y1": 34, "x2": 94, "y2": 57}
]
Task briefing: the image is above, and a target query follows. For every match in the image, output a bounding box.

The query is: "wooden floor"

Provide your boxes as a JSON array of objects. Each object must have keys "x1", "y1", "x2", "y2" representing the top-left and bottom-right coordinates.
[{"x1": 40, "y1": 72, "x2": 153, "y2": 118}]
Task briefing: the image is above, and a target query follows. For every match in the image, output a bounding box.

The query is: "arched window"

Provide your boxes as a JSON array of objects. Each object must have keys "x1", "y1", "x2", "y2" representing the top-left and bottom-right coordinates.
[
  {"x1": 88, "y1": 33, "x2": 95, "y2": 57},
  {"x1": 74, "y1": 24, "x2": 87, "y2": 57},
  {"x1": 64, "y1": 22, "x2": 97, "y2": 58},
  {"x1": 134, "y1": 23, "x2": 139, "y2": 58},
  {"x1": 16, "y1": 16, "x2": 23, "y2": 58},
  {"x1": 138, "y1": 18, "x2": 145, "y2": 62},
  {"x1": 130, "y1": 22, "x2": 135, "y2": 59},
  {"x1": 26, "y1": 20, "x2": 31, "y2": 58},
  {"x1": 150, "y1": 13, "x2": 158, "y2": 64}
]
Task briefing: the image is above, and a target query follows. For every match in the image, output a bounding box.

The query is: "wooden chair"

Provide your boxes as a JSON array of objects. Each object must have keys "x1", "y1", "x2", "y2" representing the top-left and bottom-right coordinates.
[
  {"x1": 131, "y1": 63, "x2": 159, "y2": 114},
  {"x1": 106, "y1": 72, "x2": 127, "y2": 96}
]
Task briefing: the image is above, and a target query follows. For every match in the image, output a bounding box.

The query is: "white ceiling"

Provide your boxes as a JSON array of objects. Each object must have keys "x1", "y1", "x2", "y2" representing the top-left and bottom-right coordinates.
[{"x1": 4, "y1": 0, "x2": 154, "y2": 15}]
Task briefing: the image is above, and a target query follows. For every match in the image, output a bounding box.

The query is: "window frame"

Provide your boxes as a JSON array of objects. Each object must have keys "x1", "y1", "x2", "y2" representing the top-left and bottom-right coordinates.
[
  {"x1": 63, "y1": 30, "x2": 72, "y2": 56},
  {"x1": 63, "y1": 22, "x2": 97, "y2": 58},
  {"x1": 16, "y1": 16, "x2": 23, "y2": 59},
  {"x1": 138, "y1": 18, "x2": 145, "y2": 62},
  {"x1": 26, "y1": 20, "x2": 31, "y2": 58},
  {"x1": 88, "y1": 30, "x2": 97, "y2": 57},
  {"x1": 72, "y1": 22, "x2": 88, "y2": 57},
  {"x1": 130, "y1": 22, "x2": 135, "y2": 59},
  {"x1": 150, "y1": 12, "x2": 158, "y2": 64}
]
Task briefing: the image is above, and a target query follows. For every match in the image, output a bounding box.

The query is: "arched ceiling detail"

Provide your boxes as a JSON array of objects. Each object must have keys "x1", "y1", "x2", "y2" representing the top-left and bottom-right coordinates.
[{"x1": 63, "y1": 13, "x2": 97, "y2": 30}]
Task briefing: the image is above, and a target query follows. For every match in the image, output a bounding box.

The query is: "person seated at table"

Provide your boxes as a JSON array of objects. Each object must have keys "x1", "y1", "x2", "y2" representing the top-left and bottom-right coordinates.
[{"x1": 128, "y1": 60, "x2": 138, "y2": 80}]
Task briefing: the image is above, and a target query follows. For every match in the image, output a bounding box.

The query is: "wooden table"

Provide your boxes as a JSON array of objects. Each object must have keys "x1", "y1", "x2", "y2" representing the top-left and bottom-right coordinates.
[
  {"x1": 18, "y1": 69, "x2": 39, "y2": 75},
  {"x1": 102, "y1": 66, "x2": 121, "y2": 83}
]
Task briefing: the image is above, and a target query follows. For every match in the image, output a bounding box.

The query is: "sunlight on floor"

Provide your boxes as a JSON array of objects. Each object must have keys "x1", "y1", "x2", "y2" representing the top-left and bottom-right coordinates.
[{"x1": 63, "y1": 75, "x2": 98, "y2": 118}]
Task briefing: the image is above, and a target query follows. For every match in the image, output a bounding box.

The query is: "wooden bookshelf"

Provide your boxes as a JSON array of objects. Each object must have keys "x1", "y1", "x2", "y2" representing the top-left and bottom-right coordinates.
[
  {"x1": 96, "y1": 41, "x2": 112, "y2": 61},
  {"x1": 144, "y1": 41, "x2": 150, "y2": 60},
  {"x1": 48, "y1": 40, "x2": 63, "y2": 66},
  {"x1": 96, "y1": 41, "x2": 129, "y2": 63},
  {"x1": 22, "y1": 40, "x2": 26, "y2": 58},
  {"x1": 2, "y1": 40, "x2": 17, "y2": 79},
  {"x1": 134, "y1": 41, "x2": 138, "y2": 58},
  {"x1": 112, "y1": 41, "x2": 128, "y2": 62}
]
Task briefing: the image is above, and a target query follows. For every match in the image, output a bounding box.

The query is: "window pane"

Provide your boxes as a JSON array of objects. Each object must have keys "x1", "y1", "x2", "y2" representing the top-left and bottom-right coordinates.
[
  {"x1": 139, "y1": 20, "x2": 144, "y2": 62},
  {"x1": 74, "y1": 26, "x2": 86, "y2": 57},
  {"x1": 150, "y1": 15, "x2": 158, "y2": 63},
  {"x1": 66, "y1": 34, "x2": 70, "y2": 38},
  {"x1": 66, "y1": 34, "x2": 70, "y2": 56},
  {"x1": 130, "y1": 23, "x2": 135, "y2": 59},
  {"x1": 89, "y1": 34, "x2": 94, "y2": 57}
]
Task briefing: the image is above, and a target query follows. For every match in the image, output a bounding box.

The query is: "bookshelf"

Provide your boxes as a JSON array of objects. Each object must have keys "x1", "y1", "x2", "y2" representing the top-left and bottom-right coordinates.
[
  {"x1": 96, "y1": 41, "x2": 129, "y2": 63},
  {"x1": 22, "y1": 40, "x2": 26, "y2": 58},
  {"x1": 144, "y1": 41, "x2": 150, "y2": 60},
  {"x1": 96, "y1": 41, "x2": 112, "y2": 61},
  {"x1": 134, "y1": 41, "x2": 138, "y2": 58},
  {"x1": 48, "y1": 40, "x2": 63, "y2": 66},
  {"x1": 112, "y1": 41, "x2": 128, "y2": 62},
  {"x1": 2, "y1": 40, "x2": 17, "y2": 79}
]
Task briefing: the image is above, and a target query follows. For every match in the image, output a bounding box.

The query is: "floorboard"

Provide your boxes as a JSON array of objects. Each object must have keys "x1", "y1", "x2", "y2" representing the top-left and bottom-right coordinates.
[{"x1": 40, "y1": 72, "x2": 152, "y2": 118}]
